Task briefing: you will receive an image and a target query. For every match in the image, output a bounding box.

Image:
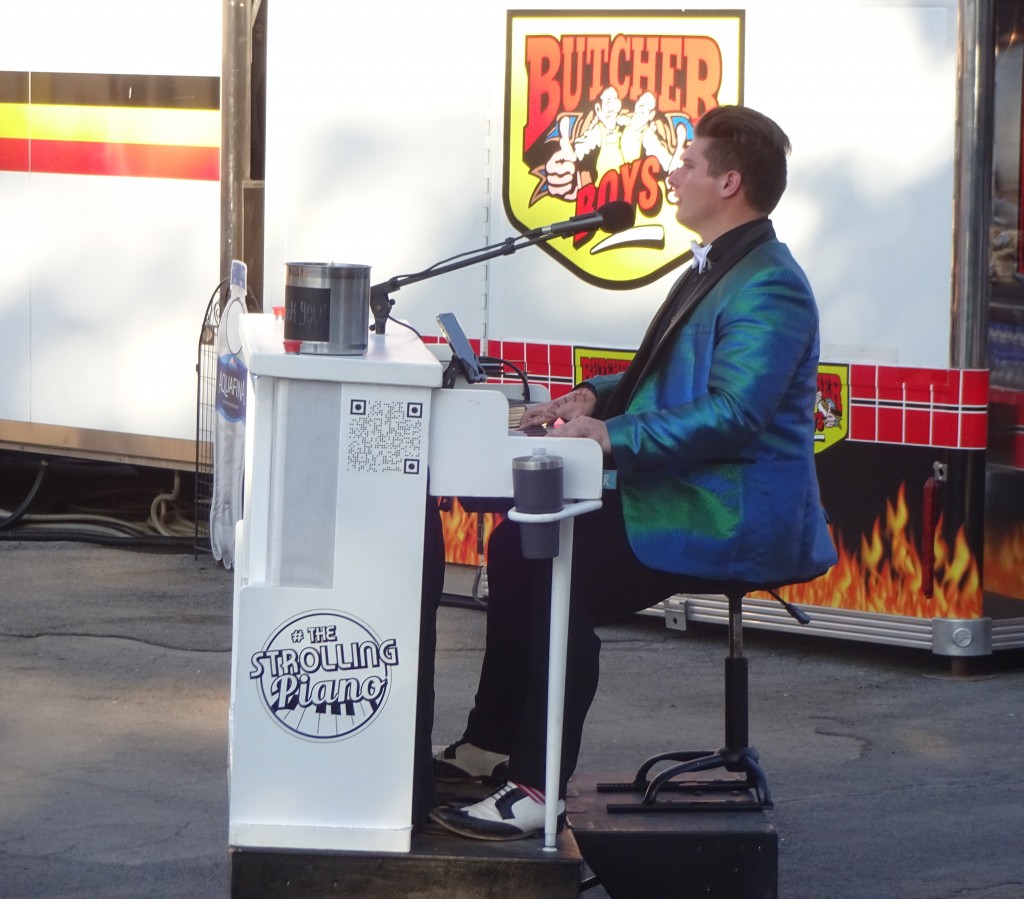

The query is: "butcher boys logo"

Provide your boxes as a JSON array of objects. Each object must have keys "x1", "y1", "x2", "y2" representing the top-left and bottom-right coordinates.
[
  {"x1": 249, "y1": 610, "x2": 399, "y2": 741},
  {"x1": 504, "y1": 11, "x2": 743, "y2": 288},
  {"x1": 574, "y1": 346, "x2": 635, "y2": 382},
  {"x1": 814, "y1": 364, "x2": 849, "y2": 454}
]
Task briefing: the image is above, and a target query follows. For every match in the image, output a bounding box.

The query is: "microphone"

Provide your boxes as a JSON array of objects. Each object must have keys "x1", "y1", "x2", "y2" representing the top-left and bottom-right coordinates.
[{"x1": 526, "y1": 200, "x2": 636, "y2": 238}]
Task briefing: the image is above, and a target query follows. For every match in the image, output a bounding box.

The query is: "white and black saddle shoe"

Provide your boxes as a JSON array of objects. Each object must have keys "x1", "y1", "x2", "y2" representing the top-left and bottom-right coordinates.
[
  {"x1": 432, "y1": 739, "x2": 510, "y2": 784},
  {"x1": 428, "y1": 782, "x2": 565, "y2": 841}
]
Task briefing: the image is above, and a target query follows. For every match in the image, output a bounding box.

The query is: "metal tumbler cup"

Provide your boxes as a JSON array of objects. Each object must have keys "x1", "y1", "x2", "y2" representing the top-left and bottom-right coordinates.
[{"x1": 512, "y1": 449, "x2": 564, "y2": 559}]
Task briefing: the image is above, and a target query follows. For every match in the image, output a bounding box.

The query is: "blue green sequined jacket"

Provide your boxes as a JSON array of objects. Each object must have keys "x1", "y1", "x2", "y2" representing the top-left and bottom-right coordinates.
[{"x1": 585, "y1": 239, "x2": 837, "y2": 585}]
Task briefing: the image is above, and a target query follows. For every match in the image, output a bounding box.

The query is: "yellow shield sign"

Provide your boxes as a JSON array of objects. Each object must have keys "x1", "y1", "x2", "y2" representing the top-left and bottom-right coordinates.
[
  {"x1": 503, "y1": 11, "x2": 744, "y2": 288},
  {"x1": 815, "y1": 364, "x2": 849, "y2": 454}
]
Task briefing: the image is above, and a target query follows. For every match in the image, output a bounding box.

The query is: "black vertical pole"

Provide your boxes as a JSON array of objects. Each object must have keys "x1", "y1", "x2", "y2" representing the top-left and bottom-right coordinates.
[{"x1": 724, "y1": 593, "x2": 749, "y2": 750}]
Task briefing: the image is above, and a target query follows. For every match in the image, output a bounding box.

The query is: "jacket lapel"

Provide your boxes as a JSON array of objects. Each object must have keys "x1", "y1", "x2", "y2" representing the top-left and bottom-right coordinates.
[
  {"x1": 648, "y1": 219, "x2": 777, "y2": 364},
  {"x1": 602, "y1": 220, "x2": 777, "y2": 418}
]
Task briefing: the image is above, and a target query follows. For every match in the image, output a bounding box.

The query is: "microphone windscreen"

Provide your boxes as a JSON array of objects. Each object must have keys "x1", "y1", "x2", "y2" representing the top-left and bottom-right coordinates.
[{"x1": 598, "y1": 200, "x2": 636, "y2": 233}]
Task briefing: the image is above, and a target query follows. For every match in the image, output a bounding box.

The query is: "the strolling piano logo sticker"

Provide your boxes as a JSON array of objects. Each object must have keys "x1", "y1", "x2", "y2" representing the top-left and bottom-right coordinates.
[
  {"x1": 249, "y1": 611, "x2": 399, "y2": 741},
  {"x1": 504, "y1": 11, "x2": 743, "y2": 288}
]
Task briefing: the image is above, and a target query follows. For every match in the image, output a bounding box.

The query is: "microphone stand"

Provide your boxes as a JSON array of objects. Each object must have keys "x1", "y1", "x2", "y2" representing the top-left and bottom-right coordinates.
[{"x1": 369, "y1": 232, "x2": 556, "y2": 335}]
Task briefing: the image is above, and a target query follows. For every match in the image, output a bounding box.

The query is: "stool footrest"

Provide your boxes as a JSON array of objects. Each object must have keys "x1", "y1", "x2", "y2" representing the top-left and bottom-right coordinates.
[
  {"x1": 610, "y1": 748, "x2": 714, "y2": 789},
  {"x1": 598, "y1": 744, "x2": 773, "y2": 812}
]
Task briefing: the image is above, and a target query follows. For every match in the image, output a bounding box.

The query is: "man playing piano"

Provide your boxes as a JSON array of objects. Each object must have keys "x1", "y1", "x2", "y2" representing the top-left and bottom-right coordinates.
[{"x1": 429, "y1": 105, "x2": 837, "y2": 840}]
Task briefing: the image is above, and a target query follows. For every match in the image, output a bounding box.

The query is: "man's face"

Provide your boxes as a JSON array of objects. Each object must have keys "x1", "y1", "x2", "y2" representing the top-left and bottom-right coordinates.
[
  {"x1": 596, "y1": 90, "x2": 622, "y2": 128},
  {"x1": 632, "y1": 94, "x2": 656, "y2": 127},
  {"x1": 666, "y1": 136, "x2": 720, "y2": 236}
]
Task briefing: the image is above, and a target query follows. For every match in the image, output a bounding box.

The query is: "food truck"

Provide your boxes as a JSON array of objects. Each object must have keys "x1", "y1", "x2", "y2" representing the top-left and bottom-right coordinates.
[
  {"x1": 2, "y1": 0, "x2": 1023, "y2": 659},
  {"x1": 0, "y1": 0, "x2": 222, "y2": 469}
]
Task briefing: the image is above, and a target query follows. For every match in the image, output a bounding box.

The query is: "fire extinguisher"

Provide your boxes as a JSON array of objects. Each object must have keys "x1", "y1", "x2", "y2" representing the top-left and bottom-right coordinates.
[{"x1": 921, "y1": 461, "x2": 947, "y2": 598}]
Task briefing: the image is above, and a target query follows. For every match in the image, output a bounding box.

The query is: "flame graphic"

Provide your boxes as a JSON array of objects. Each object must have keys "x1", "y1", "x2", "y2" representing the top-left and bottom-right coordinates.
[
  {"x1": 759, "y1": 484, "x2": 982, "y2": 619},
  {"x1": 984, "y1": 520, "x2": 1024, "y2": 599},
  {"x1": 441, "y1": 483, "x2": 988, "y2": 620},
  {"x1": 440, "y1": 501, "x2": 502, "y2": 566}
]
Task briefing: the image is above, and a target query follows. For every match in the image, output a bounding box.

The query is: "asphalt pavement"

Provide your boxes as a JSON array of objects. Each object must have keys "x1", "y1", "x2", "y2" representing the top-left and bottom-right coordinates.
[{"x1": 1, "y1": 531, "x2": 1022, "y2": 898}]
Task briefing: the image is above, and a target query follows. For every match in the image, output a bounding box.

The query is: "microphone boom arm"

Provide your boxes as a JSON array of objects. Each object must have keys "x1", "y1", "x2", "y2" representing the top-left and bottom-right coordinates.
[{"x1": 369, "y1": 232, "x2": 556, "y2": 334}]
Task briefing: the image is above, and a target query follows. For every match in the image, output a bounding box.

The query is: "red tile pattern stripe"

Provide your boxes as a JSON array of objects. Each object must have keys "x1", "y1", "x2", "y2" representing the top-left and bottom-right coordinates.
[
  {"x1": 427, "y1": 333, "x2": 992, "y2": 451},
  {"x1": 846, "y1": 364, "x2": 988, "y2": 449}
]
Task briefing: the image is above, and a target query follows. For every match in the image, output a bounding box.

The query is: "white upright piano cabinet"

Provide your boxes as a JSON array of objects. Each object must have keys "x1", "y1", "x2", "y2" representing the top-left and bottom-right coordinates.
[{"x1": 228, "y1": 315, "x2": 602, "y2": 854}]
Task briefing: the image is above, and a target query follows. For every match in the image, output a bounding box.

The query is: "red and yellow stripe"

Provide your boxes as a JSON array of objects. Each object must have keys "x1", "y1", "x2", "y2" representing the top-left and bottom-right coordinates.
[{"x1": 0, "y1": 71, "x2": 219, "y2": 181}]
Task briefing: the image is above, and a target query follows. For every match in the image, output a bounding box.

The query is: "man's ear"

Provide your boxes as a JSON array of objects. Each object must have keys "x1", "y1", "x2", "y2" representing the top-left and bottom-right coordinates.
[{"x1": 720, "y1": 169, "x2": 743, "y2": 199}]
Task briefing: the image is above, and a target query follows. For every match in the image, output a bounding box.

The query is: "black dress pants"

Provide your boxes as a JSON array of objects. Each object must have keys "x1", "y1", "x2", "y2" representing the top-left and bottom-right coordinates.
[
  {"x1": 461, "y1": 490, "x2": 695, "y2": 796},
  {"x1": 412, "y1": 493, "x2": 445, "y2": 827}
]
